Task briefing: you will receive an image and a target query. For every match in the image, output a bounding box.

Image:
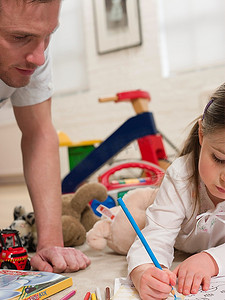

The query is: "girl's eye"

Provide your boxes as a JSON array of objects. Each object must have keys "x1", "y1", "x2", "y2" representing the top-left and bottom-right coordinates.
[{"x1": 212, "y1": 154, "x2": 225, "y2": 164}]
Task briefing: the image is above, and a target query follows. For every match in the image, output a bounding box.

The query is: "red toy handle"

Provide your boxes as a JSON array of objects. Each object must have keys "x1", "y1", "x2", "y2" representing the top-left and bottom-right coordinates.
[
  {"x1": 116, "y1": 90, "x2": 151, "y2": 102},
  {"x1": 99, "y1": 90, "x2": 151, "y2": 103},
  {"x1": 98, "y1": 161, "x2": 164, "y2": 191}
]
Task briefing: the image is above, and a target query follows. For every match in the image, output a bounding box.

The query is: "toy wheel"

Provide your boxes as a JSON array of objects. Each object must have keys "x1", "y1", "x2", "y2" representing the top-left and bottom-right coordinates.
[
  {"x1": 98, "y1": 160, "x2": 165, "y2": 190},
  {"x1": 1, "y1": 262, "x2": 16, "y2": 269}
]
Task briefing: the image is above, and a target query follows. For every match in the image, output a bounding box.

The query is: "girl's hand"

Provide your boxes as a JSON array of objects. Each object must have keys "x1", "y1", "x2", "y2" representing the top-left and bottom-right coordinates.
[
  {"x1": 173, "y1": 252, "x2": 219, "y2": 296},
  {"x1": 130, "y1": 263, "x2": 176, "y2": 300}
]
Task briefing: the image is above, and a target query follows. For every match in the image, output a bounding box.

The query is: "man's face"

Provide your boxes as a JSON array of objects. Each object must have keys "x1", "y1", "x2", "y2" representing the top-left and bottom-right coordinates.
[{"x1": 0, "y1": 0, "x2": 60, "y2": 88}]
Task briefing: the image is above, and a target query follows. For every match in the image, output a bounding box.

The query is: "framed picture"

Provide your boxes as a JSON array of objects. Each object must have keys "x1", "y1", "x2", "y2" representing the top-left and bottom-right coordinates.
[{"x1": 93, "y1": 0, "x2": 142, "y2": 54}]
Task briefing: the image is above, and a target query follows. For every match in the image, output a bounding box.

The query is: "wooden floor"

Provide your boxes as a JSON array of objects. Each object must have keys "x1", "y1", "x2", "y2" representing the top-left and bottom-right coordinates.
[{"x1": 0, "y1": 183, "x2": 33, "y2": 229}]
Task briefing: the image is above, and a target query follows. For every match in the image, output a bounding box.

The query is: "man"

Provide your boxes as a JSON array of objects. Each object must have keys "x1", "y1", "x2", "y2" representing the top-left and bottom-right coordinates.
[{"x1": 0, "y1": 0, "x2": 91, "y2": 272}]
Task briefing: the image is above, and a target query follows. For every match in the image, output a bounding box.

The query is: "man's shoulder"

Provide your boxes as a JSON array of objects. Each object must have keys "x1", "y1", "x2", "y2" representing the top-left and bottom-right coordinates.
[{"x1": 0, "y1": 80, "x2": 16, "y2": 108}]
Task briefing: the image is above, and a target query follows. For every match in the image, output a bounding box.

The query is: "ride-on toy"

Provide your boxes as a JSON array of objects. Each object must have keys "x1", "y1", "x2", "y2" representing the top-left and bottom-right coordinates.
[{"x1": 62, "y1": 90, "x2": 170, "y2": 193}]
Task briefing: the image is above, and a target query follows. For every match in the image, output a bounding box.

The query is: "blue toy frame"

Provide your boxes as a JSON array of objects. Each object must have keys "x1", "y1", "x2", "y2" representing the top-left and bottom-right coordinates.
[{"x1": 62, "y1": 112, "x2": 158, "y2": 193}]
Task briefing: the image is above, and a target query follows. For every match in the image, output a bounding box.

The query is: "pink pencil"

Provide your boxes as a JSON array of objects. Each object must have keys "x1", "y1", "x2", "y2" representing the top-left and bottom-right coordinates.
[{"x1": 60, "y1": 290, "x2": 76, "y2": 300}]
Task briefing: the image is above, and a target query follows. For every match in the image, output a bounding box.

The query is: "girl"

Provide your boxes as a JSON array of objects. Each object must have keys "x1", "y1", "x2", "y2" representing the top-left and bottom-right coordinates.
[{"x1": 127, "y1": 83, "x2": 225, "y2": 300}]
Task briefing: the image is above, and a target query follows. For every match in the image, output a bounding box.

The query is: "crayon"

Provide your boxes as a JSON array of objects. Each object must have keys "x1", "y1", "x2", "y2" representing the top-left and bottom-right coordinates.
[
  {"x1": 84, "y1": 292, "x2": 91, "y2": 300},
  {"x1": 96, "y1": 287, "x2": 102, "y2": 300},
  {"x1": 91, "y1": 292, "x2": 97, "y2": 300},
  {"x1": 105, "y1": 286, "x2": 110, "y2": 300}
]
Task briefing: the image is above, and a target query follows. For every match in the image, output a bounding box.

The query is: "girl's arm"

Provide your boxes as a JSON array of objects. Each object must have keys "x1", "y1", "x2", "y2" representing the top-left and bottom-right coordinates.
[
  {"x1": 128, "y1": 163, "x2": 190, "y2": 274},
  {"x1": 127, "y1": 156, "x2": 194, "y2": 297}
]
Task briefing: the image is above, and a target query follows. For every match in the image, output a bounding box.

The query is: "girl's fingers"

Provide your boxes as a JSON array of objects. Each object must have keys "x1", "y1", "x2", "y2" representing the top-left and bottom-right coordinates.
[
  {"x1": 201, "y1": 275, "x2": 211, "y2": 292},
  {"x1": 190, "y1": 273, "x2": 204, "y2": 294}
]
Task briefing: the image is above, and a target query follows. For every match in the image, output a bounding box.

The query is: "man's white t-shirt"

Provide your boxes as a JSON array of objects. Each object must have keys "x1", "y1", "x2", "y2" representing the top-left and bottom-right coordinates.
[{"x1": 0, "y1": 48, "x2": 53, "y2": 108}]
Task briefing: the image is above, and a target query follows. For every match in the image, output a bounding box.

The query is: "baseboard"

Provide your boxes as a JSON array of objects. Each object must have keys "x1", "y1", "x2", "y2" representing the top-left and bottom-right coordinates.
[{"x1": 0, "y1": 175, "x2": 25, "y2": 185}]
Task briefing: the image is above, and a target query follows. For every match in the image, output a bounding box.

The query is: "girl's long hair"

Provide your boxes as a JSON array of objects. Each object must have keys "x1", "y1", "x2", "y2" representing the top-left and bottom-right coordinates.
[{"x1": 179, "y1": 83, "x2": 225, "y2": 207}]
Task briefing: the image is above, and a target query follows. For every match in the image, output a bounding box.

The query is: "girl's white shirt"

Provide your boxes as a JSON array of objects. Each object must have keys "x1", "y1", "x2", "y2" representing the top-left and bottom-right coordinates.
[{"x1": 127, "y1": 154, "x2": 225, "y2": 276}]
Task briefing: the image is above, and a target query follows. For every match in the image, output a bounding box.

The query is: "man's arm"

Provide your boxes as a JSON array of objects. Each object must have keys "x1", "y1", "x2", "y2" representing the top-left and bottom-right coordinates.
[
  {"x1": 13, "y1": 99, "x2": 90, "y2": 272},
  {"x1": 14, "y1": 98, "x2": 62, "y2": 249}
]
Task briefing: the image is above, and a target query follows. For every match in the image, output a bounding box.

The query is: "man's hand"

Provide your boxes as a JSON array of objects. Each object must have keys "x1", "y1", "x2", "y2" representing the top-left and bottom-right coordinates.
[
  {"x1": 173, "y1": 252, "x2": 219, "y2": 295},
  {"x1": 30, "y1": 246, "x2": 91, "y2": 273}
]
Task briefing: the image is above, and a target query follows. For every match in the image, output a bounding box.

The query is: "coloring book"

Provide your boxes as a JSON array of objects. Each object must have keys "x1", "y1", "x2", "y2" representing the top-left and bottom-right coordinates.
[
  {"x1": 113, "y1": 276, "x2": 225, "y2": 299},
  {"x1": 0, "y1": 269, "x2": 73, "y2": 300}
]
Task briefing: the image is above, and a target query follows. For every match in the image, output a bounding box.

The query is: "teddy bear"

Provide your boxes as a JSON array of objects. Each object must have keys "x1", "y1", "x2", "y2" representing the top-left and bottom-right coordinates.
[
  {"x1": 86, "y1": 187, "x2": 159, "y2": 255},
  {"x1": 61, "y1": 182, "x2": 108, "y2": 247},
  {"x1": 9, "y1": 182, "x2": 108, "y2": 250}
]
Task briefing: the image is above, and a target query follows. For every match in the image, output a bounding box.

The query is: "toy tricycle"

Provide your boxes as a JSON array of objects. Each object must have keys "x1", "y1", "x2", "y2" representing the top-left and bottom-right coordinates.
[{"x1": 62, "y1": 89, "x2": 173, "y2": 193}]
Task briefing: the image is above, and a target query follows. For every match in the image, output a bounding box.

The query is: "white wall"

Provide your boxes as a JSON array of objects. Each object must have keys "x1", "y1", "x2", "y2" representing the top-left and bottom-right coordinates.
[
  {"x1": 52, "y1": 0, "x2": 224, "y2": 175},
  {"x1": 0, "y1": 0, "x2": 224, "y2": 180},
  {"x1": 53, "y1": 0, "x2": 225, "y2": 142}
]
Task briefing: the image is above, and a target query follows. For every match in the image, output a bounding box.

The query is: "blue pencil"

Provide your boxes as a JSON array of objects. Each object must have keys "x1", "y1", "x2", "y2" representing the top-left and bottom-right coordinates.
[{"x1": 117, "y1": 197, "x2": 177, "y2": 299}]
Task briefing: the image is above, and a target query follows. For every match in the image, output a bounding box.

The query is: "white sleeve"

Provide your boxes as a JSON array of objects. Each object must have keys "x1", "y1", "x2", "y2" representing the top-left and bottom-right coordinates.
[
  {"x1": 204, "y1": 244, "x2": 225, "y2": 276},
  {"x1": 127, "y1": 158, "x2": 194, "y2": 275},
  {"x1": 11, "y1": 47, "x2": 54, "y2": 107}
]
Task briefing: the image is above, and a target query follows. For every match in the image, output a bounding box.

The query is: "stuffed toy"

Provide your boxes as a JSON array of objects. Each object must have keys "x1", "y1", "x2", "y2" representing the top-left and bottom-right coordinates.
[
  {"x1": 86, "y1": 187, "x2": 158, "y2": 255},
  {"x1": 9, "y1": 206, "x2": 37, "y2": 251},
  {"x1": 61, "y1": 182, "x2": 108, "y2": 247},
  {"x1": 9, "y1": 182, "x2": 108, "y2": 250}
]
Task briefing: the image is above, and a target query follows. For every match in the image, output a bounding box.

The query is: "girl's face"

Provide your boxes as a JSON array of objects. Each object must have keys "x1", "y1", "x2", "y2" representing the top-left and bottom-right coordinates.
[{"x1": 198, "y1": 123, "x2": 225, "y2": 205}]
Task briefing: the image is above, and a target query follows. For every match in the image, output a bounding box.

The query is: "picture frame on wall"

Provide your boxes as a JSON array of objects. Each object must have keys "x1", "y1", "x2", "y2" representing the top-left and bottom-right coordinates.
[{"x1": 93, "y1": 0, "x2": 142, "y2": 54}]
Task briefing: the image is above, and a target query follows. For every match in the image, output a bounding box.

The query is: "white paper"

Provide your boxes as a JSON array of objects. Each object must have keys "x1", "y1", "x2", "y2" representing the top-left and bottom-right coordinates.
[{"x1": 113, "y1": 276, "x2": 225, "y2": 300}]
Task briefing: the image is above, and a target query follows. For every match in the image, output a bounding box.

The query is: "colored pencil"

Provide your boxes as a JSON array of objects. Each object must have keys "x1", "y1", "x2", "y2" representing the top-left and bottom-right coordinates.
[
  {"x1": 105, "y1": 286, "x2": 110, "y2": 300},
  {"x1": 60, "y1": 290, "x2": 76, "y2": 300},
  {"x1": 91, "y1": 292, "x2": 97, "y2": 300},
  {"x1": 96, "y1": 287, "x2": 102, "y2": 300},
  {"x1": 84, "y1": 291, "x2": 91, "y2": 300},
  {"x1": 117, "y1": 197, "x2": 177, "y2": 299}
]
